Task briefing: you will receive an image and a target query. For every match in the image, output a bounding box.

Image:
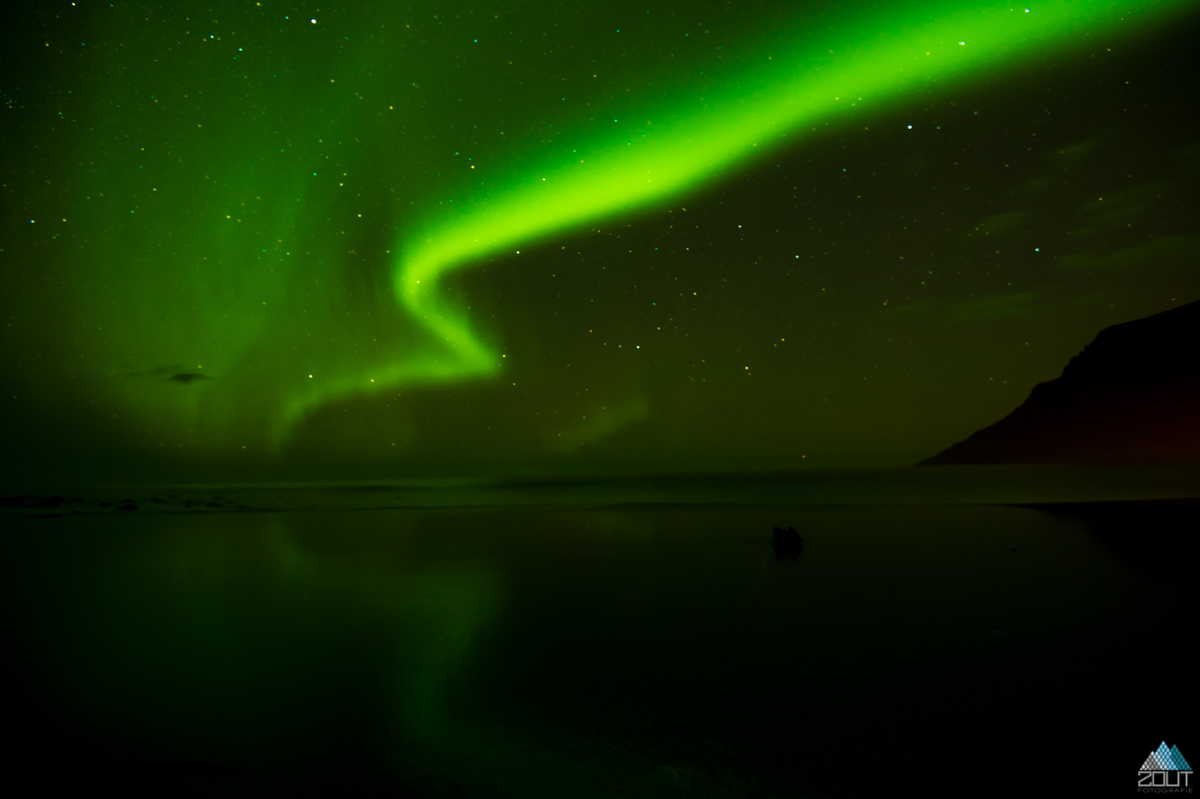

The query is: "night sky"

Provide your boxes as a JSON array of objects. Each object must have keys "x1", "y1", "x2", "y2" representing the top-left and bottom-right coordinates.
[{"x1": 3, "y1": 0, "x2": 1198, "y2": 483}]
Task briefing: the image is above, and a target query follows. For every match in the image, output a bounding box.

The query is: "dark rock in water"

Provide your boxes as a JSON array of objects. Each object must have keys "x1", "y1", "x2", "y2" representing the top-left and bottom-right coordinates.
[
  {"x1": 119, "y1": 503, "x2": 138, "y2": 511},
  {"x1": 1, "y1": 495, "x2": 35, "y2": 508},
  {"x1": 772, "y1": 526, "x2": 803, "y2": 560},
  {"x1": 38, "y1": 496, "x2": 65, "y2": 507},
  {"x1": 919, "y1": 300, "x2": 1200, "y2": 465}
]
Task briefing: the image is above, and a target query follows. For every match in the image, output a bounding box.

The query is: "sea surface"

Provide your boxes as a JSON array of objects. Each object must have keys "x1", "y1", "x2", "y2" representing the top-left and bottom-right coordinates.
[{"x1": 3, "y1": 466, "x2": 1196, "y2": 797}]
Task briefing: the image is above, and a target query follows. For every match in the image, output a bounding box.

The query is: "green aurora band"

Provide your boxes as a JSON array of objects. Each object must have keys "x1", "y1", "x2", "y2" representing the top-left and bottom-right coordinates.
[
  {"x1": 378, "y1": 1, "x2": 1188, "y2": 437},
  {"x1": 11, "y1": 0, "x2": 1193, "y2": 461}
]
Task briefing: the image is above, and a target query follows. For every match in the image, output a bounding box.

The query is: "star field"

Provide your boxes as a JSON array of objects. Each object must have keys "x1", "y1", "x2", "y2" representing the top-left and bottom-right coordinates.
[{"x1": 2, "y1": 0, "x2": 1198, "y2": 481}]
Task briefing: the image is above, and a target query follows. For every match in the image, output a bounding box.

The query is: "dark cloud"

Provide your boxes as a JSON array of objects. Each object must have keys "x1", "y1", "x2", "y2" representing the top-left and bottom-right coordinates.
[
  {"x1": 125, "y1": 366, "x2": 212, "y2": 384},
  {"x1": 169, "y1": 373, "x2": 211, "y2": 385}
]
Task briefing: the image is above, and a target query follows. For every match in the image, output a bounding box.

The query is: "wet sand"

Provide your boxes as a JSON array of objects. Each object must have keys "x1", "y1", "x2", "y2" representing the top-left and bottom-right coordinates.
[{"x1": 2, "y1": 469, "x2": 1195, "y2": 796}]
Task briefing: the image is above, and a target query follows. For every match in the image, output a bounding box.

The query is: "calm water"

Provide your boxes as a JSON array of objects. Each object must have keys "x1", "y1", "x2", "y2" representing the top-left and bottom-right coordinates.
[{"x1": 3, "y1": 476, "x2": 1196, "y2": 796}]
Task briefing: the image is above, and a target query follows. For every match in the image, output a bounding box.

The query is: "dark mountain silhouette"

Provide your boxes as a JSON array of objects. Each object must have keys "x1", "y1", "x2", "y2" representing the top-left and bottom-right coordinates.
[{"x1": 919, "y1": 300, "x2": 1200, "y2": 466}]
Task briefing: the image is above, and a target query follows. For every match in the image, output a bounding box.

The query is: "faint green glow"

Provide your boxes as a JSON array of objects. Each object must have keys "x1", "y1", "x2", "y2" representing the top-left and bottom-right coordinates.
[{"x1": 378, "y1": 0, "x2": 1187, "y2": 426}]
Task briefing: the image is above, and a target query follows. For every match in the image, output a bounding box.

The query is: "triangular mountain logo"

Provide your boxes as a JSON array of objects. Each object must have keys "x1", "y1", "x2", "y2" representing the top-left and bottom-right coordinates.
[
  {"x1": 1140, "y1": 742, "x2": 1193, "y2": 772},
  {"x1": 1168, "y1": 744, "x2": 1193, "y2": 771}
]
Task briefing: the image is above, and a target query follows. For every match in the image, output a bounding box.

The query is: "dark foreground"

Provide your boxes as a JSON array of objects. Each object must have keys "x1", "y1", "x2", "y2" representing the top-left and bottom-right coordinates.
[{"x1": 2, "y1": 475, "x2": 1195, "y2": 797}]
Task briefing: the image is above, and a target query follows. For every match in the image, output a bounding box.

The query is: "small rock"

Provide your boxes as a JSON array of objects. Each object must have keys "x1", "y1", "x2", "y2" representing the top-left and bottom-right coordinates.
[{"x1": 772, "y1": 526, "x2": 804, "y2": 560}]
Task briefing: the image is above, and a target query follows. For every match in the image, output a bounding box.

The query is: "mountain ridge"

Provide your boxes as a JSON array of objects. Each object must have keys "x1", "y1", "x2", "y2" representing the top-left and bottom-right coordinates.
[{"x1": 919, "y1": 301, "x2": 1200, "y2": 466}]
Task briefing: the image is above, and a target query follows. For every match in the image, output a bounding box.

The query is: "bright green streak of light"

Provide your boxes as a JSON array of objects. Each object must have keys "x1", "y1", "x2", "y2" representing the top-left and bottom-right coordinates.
[{"x1": 381, "y1": 0, "x2": 1185, "y2": 403}]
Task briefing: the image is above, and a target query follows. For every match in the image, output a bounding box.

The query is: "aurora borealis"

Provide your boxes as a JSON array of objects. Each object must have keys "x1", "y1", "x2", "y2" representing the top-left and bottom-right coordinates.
[
  {"x1": 3, "y1": 6, "x2": 1199, "y2": 791},
  {"x1": 3, "y1": 0, "x2": 1199, "y2": 482}
]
